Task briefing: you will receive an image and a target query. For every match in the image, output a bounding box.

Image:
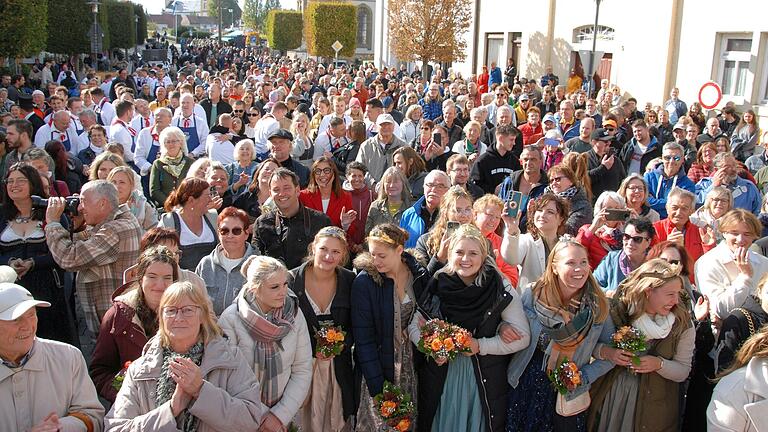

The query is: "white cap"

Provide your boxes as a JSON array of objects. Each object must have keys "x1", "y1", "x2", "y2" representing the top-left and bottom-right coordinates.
[
  {"x1": 32, "y1": 90, "x2": 45, "y2": 97},
  {"x1": 376, "y1": 114, "x2": 396, "y2": 126},
  {"x1": 0, "y1": 283, "x2": 50, "y2": 321}
]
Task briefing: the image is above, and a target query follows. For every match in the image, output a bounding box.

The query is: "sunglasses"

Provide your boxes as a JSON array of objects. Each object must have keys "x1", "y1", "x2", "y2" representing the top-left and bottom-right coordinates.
[
  {"x1": 622, "y1": 233, "x2": 649, "y2": 244},
  {"x1": 219, "y1": 227, "x2": 244, "y2": 236},
  {"x1": 248, "y1": 112, "x2": 260, "y2": 116},
  {"x1": 233, "y1": 110, "x2": 244, "y2": 113},
  {"x1": 662, "y1": 155, "x2": 682, "y2": 162}
]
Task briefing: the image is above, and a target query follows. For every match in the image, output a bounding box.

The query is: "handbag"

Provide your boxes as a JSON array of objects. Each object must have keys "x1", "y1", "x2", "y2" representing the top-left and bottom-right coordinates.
[{"x1": 555, "y1": 391, "x2": 591, "y2": 417}]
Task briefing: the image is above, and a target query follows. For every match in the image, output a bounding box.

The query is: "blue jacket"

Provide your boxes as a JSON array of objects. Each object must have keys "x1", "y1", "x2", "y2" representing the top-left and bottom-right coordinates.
[
  {"x1": 593, "y1": 250, "x2": 627, "y2": 294},
  {"x1": 351, "y1": 251, "x2": 430, "y2": 396},
  {"x1": 489, "y1": 66, "x2": 503, "y2": 88},
  {"x1": 507, "y1": 284, "x2": 615, "y2": 399},
  {"x1": 418, "y1": 98, "x2": 443, "y2": 121},
  {"x1": 400, "y1": 196, "x2": 428, "y2": 248},
  {"x1": 695, "y1": 176, "x2": 762, "y2": 215},
  {"x1": 644, "y1": 167, "x2": 696, "y2": 218}
]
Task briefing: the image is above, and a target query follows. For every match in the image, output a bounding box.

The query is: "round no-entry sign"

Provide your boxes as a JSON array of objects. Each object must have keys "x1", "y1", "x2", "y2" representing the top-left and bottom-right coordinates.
[{"x1": 698, "y1": 82, "x2": 722, "y2": 110}]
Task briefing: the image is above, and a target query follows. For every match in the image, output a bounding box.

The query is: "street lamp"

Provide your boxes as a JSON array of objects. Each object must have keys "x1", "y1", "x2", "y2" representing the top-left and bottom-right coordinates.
[
  {"x1": 86, "y1": 0, "x2": 101, "y2": 70},
  {"x1": 587, "y1": 0, "x2": 602, "y2": 98},
  {"x1": 228, "y1": 8, "x2": 233, "y2": 29}
]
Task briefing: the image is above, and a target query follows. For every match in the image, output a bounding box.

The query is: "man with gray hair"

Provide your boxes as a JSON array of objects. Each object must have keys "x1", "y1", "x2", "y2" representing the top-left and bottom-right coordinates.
[
  {"x1": 399, "y1": 169, "x2": 450, "y2": 248},
  {"x1": 45, "y1": 180, "x2": 142, "y2": 334},
  {"x1": 643, "y1": 141, "x2": 696, "y2": 218},
  {"x1": 696, "y1": 152, "x2": 762, "y2": 214}
]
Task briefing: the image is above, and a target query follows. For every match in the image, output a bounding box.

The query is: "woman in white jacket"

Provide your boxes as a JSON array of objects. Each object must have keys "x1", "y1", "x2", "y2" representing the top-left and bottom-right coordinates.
[
  {"x1": 500, "y1": 193, "x2": 570, "y2": 290},
  {"x1": 707, "y1": 326, "x2": 768, "y2": 432},
  {"x1": 219, "y1": 256, "x2": 313, "y2": 432}
]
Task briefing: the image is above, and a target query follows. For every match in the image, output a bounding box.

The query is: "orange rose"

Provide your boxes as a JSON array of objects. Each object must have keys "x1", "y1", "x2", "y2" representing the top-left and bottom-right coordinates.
[
  {"x1": 380, "y1": 400, "x2": 397, "y2": 417},
  {"x1": 443, "y1": 337, "x2": 455, "y2": 351},
  {"x1": 430, "y1": 339, "x2": 443, "y2": 351},
  {"x1": 455, "y1": 331, "x2": 468, "y2": 346},
  {"x1": 396, "y1": 418, "x2": 411, "y2": 431},
  {"x1": 334, "y1": 332, "x2": 346, "y2": 343}
]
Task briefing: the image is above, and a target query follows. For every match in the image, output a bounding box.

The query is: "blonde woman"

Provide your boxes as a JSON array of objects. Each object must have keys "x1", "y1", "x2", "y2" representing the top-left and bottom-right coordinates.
[
  {"x1": 218, "y1": 256, "x2": 313, "y2": 431},
  {"x1": 414, "y1": 185, "x2": 474, "y2": 273},
  {"x1": 365, "y1": 167, "x2": 412, "y2": 232},
  {"x1": 451, "y1": 120, "x2": 487, "y2": 163},
  {"x1": 690, "y1": 186, "x2": 733, "y2": 246},
  {"x1": 90, "y1": 151, "x2": 126, "y2": 181},
  {"x1": 226, "y1": 138, "x2": 258, "y2": 194},
  {"x1": 149, "y1": 126, "x2": 194, "y2": 207},
  {"x1": 588, "y1": 259, "x2": 694, "y2": 432},
  {"x1": 107, "y1": 166, "x2": 157, "y2": 231},
  {"x1": 105, "y1": 281, "x2": 267, "y2": 431},
  {"x1": 290, "y1": 112, "x2": 314, "y2": 165},
  {"x1": 618, "y1": 174, "x2": 660, "y2": 223}
]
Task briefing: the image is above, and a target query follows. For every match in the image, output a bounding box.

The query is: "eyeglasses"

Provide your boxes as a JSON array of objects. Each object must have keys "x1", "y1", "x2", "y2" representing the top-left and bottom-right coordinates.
[
  {"x1": 626, "y1": 185, "x2": 644, "y2": 192},
  {"x1": 662, "y1": 155, "x2": 682, "y2": 162},
  {"x1": 313, "y1": 167, "x2": 333, "y2": 175},
  {"x1": 660, "y1": 258, "x2": 681, "y2": 265},
  {"x1": 248, "y1": 112, "x2": 260, "y2": 117},
  {"x1": 219, "y1": 227, "x2": 244, "y2": 236},
  {"x1": 496, "y1": 93, "x2": 507, "y2": 98},
  {"x1": 424, "y1": 183, "x2": 449, "y2": 190},
  {"x1": 162, "y1": 305, "x2": 201, "y2": 318},
  {"x1": 5, "y1": 178, "x2": 29, "y2": 186},
  {"x1": 454, "y1": 208, "x2": 473, "y2": 215},
  {"x1": 604, "y1": 127, "x2": 615, "y2": 132},
  {"x1": 622, "y1": 233, "x2": 649, "y2": 244},
  {"x1": 711, "y1": 198, "x2": 729, "y2": 204},
  {"x1": 550, "y1": 176, "x2": 566, "y2": 183}
]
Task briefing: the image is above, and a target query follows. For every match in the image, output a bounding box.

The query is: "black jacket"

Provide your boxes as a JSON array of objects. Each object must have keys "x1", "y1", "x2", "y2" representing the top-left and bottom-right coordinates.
[
  {"x1": 586, "y1": 149, "x2": 626, "y2": 200},
  {"x1": 470, "y1": 145, "x2": 521, "y2": 194},
  {"x1": 251, "y1": 204, "x2": 331, "y2": 270},
  {"x1": 200, "y1": 98, "x2": 232, "y2": 127},
  {"x1": 619, "y1": 137, "x2": 662, "y2": 175},
  {"x1": 415, "y1": 262, "x2": 514, "y2": 432},
  {"x1": 290, "y1": 262, "x2": 358, "y2": 418},
  {"x1": 715, "y1": 295, "x2": 768, "y2": 372}
]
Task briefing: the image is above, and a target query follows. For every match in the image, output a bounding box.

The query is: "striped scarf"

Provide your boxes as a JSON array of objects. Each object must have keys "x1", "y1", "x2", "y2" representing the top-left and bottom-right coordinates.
[
  {"x1": 237, "y1": 290, "x2": 296, "y2": 407},
  {"x1": 155, "y1": 342, "x2": 204, "y2": 432},
  {"x1": 534, "y1": 286, "x2": 596, "y2": 373}
]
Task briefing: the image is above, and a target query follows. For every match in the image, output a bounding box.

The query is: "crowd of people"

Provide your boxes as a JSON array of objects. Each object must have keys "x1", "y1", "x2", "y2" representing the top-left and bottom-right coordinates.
[{"x1": 2, "y1": 40, "x2": 768, "y2": 431}]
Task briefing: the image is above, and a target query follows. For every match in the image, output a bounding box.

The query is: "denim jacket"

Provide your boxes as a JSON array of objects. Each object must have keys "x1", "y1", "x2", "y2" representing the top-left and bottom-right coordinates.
[{"x1": 507, "y1": 284, "x2": 616, "y2": 399}]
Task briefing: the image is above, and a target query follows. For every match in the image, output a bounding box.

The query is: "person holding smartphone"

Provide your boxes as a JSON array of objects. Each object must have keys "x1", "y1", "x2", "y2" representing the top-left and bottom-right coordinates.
[{"x1": 586, "y1": 127, "x2": 626, "y2": 199}]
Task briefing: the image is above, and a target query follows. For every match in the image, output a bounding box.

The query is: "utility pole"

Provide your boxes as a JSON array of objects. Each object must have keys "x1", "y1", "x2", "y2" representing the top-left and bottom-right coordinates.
[
  {"x1": 587, "y1": 0, "x2": 602, "y2": 98},
  {"x1": 218, "y1": 0, "x2": 223, "y2": 41}
]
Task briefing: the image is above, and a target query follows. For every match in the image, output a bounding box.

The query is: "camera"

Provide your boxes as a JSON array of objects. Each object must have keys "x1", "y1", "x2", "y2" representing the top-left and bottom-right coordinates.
[{"x1": 31, "y1": 195, "x2": 81, "y2": 216}]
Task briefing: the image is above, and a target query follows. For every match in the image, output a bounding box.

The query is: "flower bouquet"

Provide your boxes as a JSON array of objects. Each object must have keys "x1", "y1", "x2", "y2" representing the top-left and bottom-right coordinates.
[
  {"x1": 373, "y1": 381, "x2": 414, "y2": 432},
  {"x1": 315, "y1": 325, "x2": 346, "y2": 357},
  {"x1": 417, "y1": 319, "x2": 473, "y2": 363},
  {"x1": 548, "y1": 357, "x2": 583, "y2": 395},
  {"x1": 611, "y1": 326, "x2": 648, "y2": 366},
  {"x1": 111, "y1": 361, "x2": 133, "y2": 392}
]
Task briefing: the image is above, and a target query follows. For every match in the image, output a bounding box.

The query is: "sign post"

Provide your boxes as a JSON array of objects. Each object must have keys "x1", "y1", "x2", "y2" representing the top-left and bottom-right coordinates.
[
  {"x1": 332, "y1": 40, "x2": 343, "y2": 67},
  {"x1": 698, "y1": 81, "x2": 723, "y2": 110}
]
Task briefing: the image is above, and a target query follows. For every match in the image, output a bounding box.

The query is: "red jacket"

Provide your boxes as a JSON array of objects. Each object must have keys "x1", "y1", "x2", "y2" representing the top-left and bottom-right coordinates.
[
  {"x1": 651, "y1": 218, "x2": 715, "y2": 282},
  {"x1": 519, "y1": 123, "x2": 543, "y2": 145},
  {"x1": 88, "y1": 284, "x2": 148, "y2": 402},
  {"x1": 576, "y1": 224, "x2": 621, "y2": 270},
  {"x1": 487, "y1": 231, "x2": 519, "y2": 288},
  {"x1": 299, "y1": 188, "x2": 357, "y2": 240}
]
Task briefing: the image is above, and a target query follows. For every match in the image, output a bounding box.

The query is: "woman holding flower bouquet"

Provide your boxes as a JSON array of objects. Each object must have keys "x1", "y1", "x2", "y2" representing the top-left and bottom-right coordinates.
[
  {"x1": 412, "y1": 224, "x2": 530, "y2": 431},
  {"x1": 289, "y1": 226, "x2": 357, "y2": 431},
  {"x1": 352, "y1": 223, "x2": 431, "y2": 431},
  {"x1": 89, "y1": 245, "x2": 180, "y2": 403},
  {"x1": 414, "y1": 185, "x2": 475, "y2": 273},
  {"x1": 218, "y1": 256, "x2": 313, "y2": 432},
  {"x1": 587, "y1": 258, "x2": 695, "y2": 432},
  {"x1": 506, "y1": 238, "x2": 614, "y2": 432}
]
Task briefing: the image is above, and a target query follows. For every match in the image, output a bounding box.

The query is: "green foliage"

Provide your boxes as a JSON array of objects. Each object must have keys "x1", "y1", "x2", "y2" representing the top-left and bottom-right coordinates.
[
  {"x1": 265, "y1": 10, "x2": 302, "y2": 52},
  {"x1": 0, "y1": 0, "x2": 48, "y2": 58},
  {"x1": 98, "y1": 0, "x2": 111, "y2": 51},
  {"x1": 173, "y1": 26, "x2": 211, "y2": 39},
  {"x1": 304, "y1": 2, "x2": 357, "y2": 58},
  {"x1": 105, "y1": 0, "x2": 136, "y2": 49},
  {"x1": 243, "y1": 0, "x2": 280, "y2": 32},
  {"x1": 46, "y1": 0, "x2": 91, "y2": 55},
  {"x1": 208, "y1": 0, "x2": 242, "y2": 27},
  {"x1": 134, "y1": 4, "x2": 148, "y2": 45}
]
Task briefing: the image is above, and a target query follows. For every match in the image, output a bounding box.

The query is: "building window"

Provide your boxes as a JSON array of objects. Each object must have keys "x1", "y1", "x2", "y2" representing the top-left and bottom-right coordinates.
[
  {"x1": 573, "y1": 25, "x2": 615, "y2": 44},
  {"x1": 718, "y1": 35, "x2": 752, "y2": 97},
  {"x1": 357, "y1": 5, "x2": 372, "y2": 50}
]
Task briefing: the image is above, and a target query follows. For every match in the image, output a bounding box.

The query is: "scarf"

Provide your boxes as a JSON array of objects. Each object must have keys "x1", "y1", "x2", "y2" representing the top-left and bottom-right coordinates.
[
  {"x1": 618, "y1": 250, "x2": 635, "y2": 277},
  {"x1": 544, "y1": 184, "x2": 579, "y2": 200},
  {"x1": 160, "y1": 153, "x2": 186, "y2": 179},
  {"x1": 534, "y1": 284, "x2": 597, "y2": 372},
  {"x1": 155, "y1": 342, "x2": 204, "y2": 432},
  {"x1": 237, "y1": 290, "x2": 296, "y2": 407},
  {"x1": 596, "y1": 226, "x2": 623, "y2": 253},
  {"x1": 632, "y1": 312, "x2": 676, "y2": 340},
  {"x1": 431, "y1": 259, "x2": 504, "y2": 332}
]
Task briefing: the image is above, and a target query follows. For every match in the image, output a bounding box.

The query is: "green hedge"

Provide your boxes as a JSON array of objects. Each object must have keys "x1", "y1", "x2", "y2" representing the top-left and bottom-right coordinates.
[
  {"x1": 304, "y1": 2, "x2": 356, "y2": 58},
  {"x1": 265, "y1": 10, "x2": 302, "y2": 52},
  {"x1": 46, "y1": 0, "x2": 90, "y2": 55},
  {"x1": 0, "y1": 0, "x2": 48, "y2": 58},
  {"x1": 106, "y1": 0, "x2": 136, "y2": 49},
  {"x1": 134, "y1": 4, "x2": 148, "y2": 45}
]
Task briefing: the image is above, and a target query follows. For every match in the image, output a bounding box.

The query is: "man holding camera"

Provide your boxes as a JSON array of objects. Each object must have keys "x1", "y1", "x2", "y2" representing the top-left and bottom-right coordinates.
[{"x1": 44, "y1": 180, "x2": 142, "y2": 335}]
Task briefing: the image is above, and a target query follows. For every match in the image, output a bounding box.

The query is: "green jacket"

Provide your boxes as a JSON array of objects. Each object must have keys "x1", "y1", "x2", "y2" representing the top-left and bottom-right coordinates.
[{"x1": 148, "y1": 156, "x2": 193, "y2": 208}]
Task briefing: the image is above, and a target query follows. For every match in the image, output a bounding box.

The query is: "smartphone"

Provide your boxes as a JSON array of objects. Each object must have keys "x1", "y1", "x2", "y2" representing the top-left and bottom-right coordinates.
[
  {"x1": 446, "y1": 221, "x2": 460, "y2": 238},
  {"x1": 544, "y1": 138, "x2": 559, "y2": 147},
  {"x1": 209, "y1": 186, "x2": 219, "y2": 198},
  {"x1": 605, "y1": 208, "x2": 630, "y2": 222},
  {"x1": 506, "y1": 191, "x2": 525, "y2": 218},
  {"x1": 607, "y1": 147, "x2": 616, "y2": 157},
  {"x1": 432, "y1": 132, "x2": 442, "y2": 146}
]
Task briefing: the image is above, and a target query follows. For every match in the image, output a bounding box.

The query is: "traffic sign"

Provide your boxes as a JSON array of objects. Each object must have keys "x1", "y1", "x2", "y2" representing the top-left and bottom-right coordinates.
[
  {"x1": 332, "y1": 40, "x2": 343, "y2": 53},
  {"x1": 698, "y1": 81, "x2": 722, "y2": 110},
  {"x1": 249, "y1": 35, "x2": 258, "y2": 47}
]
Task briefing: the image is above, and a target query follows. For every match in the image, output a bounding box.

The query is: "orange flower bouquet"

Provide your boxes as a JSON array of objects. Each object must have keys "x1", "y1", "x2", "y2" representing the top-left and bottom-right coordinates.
[
  {"x1": 111, "y1": 361, "x2": 132, "y2": 392},
  {"x1": 611, "y1": 326, "x2": 648, "y2": 366},
  {"x1": 547, "y1": 357, "x2": 583, "y2": 395},
  {"x1": 373, "y1": 381, "x2": 414, "y2": 431},
  {"x1": 417, "y1": 319, "x2": 473, "y2": 363},
  {"x1": 315, "y1": 325, "x2": 346, "y2": 357}
]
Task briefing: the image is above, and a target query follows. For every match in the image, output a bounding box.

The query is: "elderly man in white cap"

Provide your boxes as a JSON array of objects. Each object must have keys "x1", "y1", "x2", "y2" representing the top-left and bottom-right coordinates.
[
  {"x1": 0, "y1": 283, "x2": 104, "y2": 432},
  {"x1": 355, "y1": 113, "x2": 406, "y2": 181}
]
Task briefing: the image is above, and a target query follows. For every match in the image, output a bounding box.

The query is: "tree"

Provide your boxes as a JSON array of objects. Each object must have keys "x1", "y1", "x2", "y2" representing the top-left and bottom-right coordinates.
[
  {"x1": 134, "y1": 4, "x2": 148, "y2": 45},
  {"x1": 242, "y1": 0, "x2": 280, "y2": 32},
  {"x1": 265, "y1": 10, "x2": 302, "y2": 54},
  {"x1": 388, "y1": 0, "x2": 472, "y2": 77},
  {"x1": 46, "y1": 0, "x2": 91, "y2": 55},
  {"x1": 208, "y1": 0, "x2": 242, "y2": 28},
  {"x1": 0, "y1": 0, "x2": 48, "y2": 59},
  {"x1": 304, "y1": 1, "x2": 357, "y2": 58},
  {"x1": 105, "y1": 0, "x2": 135, "y2": 49}
]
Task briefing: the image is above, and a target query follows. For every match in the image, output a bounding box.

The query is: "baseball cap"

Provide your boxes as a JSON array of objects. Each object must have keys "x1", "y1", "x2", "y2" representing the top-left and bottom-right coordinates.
[
  {"x1": 519, "y1": 94, "x2": 530, "y2": 102},
  {"x1": 696, "y1": 134, "x2": 715, "y2": 145},
  {"x1": 267, "y1": 128, "x2": 294, "y2": 141},
  {"x1": 673, "y1": 121, "x2": 686, "y2": 131},
  {"x1": 590, "y1": 128, "x2": 615, "y2": 141},
  {"x1": 0, "y1": 282, "x2": 50, "y2": 321},
  {"x1": 376, "y1": 114, "x2": 396, "y2": 126},
  {"x1": 602, "y1": 119, "x2": 618, "y2": 129},
  {"x1": 542, "y1": 113, "x2": 557, "y2": 124}
]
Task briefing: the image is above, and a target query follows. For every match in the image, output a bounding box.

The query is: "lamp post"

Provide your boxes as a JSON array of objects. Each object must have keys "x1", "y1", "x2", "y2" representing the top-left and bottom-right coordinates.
[
  {"x1": 587, "y1": 0, "x2": 602, "y2": 98},
  {"x1": 87, "y1": 0, "x2": 101, "y2": 70},
  {"x1": 228, "y1": 8, "x2": 233, "y2": 29}
]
